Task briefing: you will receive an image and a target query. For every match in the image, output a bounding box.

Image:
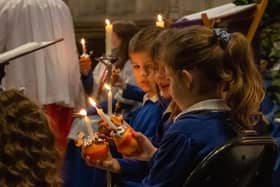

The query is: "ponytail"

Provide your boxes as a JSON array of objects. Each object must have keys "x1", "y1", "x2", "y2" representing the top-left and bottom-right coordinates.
[
  {"x1": 223, "y1": 33, "x2": 265, "y2": 129},
  {"x1": 157, "y1": 26, "x2": 265, "y2": 130}
]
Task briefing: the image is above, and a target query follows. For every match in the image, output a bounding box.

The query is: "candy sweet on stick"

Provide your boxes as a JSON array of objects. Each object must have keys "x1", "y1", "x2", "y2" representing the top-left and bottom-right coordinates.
[
  {"x1": 112, "y1": 126, "x2": 141, "y2": 156},
  {"x1": 79, "y1": 38, "x2": 91, "y2": 75},
  {"x1": 109, "y1": 115, "x2": 141, "y2": 156}
]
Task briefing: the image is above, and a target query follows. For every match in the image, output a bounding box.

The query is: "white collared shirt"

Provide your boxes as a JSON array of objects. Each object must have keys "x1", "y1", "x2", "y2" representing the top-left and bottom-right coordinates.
[
  {"x1": 143, "y1": 94, "x2": 159, "y2": 104},
  {"x1": 174, "y1": 99, "x2": 230, "y2": 122}
]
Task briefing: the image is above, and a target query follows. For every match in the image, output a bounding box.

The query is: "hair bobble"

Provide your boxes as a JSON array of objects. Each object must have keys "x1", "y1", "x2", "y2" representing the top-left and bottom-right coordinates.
[{"x1": 213, "y1": 28, "x2": 231, "y2": 48}]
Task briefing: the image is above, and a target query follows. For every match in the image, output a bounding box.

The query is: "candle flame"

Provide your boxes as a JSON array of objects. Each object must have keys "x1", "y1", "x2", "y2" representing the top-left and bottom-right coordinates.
[
  {"x1": 88, "y1": 97, "x2": 97, "y2": 107},
  {"x1": 80, "y1": 38, "x2": 85, "y2": 45},
  {"x1": 105, "y1": 19, "x2": 111, "y2": 25},
  {"x1": 104, "y1": 83, "x2": 111, "y2": 91},
  {"x1": 157, "y1": 14, "x2": 163, "y2": 22},
  {"x1": 79, "y1": 109, "x2": 87, "y2": 116}
]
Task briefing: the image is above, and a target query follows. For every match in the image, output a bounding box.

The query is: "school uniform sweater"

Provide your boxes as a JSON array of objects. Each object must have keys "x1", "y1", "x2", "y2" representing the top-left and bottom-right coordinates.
[
  {"x1": 117, "y1": 99, "x2": 236, "y2": 187},
  {"x1": 117, "y1": 104, "x2": 172, "y2": 187},
  {"x1": 260, "y1": 92, "x2": 280, "y2": 187}
]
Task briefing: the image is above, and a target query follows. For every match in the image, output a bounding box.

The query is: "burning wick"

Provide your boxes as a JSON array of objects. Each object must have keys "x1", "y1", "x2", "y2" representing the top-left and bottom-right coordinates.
[
  {"x1": 156, "y1": 14, "x2": 165, "y2": 28},
  {"x1": 80, "y1": 38, "x2": 87, "y2": 55},
  {"x1": 79, "y1": 109, "x2": 95, "y2": 140},
  {"x1": 88, "y1": 98, "x2": 117, "y2": 130}
]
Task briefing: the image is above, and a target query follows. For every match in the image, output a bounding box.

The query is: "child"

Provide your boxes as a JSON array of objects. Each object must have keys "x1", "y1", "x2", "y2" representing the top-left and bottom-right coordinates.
[
  {"x1": 111, "y1": 59, "x2": 175, "y2": 187},
  {"x1": 90, "y1": 26, "x2": 265, "y2": 187},
  {"x1": 0, "y1": 89, "x2": 61, "y2": 186},
  {"x1": 82, "y1": 21, "x2": 139, "y2": 100},
  {"x1": 123, "y1": 27, "x2": 166, "y2": 137},
  {"x1": 64, "y1": 27, "x2": 166, "y2": 187},
  {"x1": 0, "y1": 0, "x2": 85, "y2": 151},
  {"x1": 150, "y1": 63, "x2": 177, "y2": 147}
]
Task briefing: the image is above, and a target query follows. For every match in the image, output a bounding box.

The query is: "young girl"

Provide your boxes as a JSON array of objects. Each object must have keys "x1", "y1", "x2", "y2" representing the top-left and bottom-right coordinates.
[
  {"x1": 90, "y1": 26, "x2": 265, "y2": 187},
  {"x1": 150, "y1": 62, "x2": 178, "y2": 147},
  {"x1": 112, "y1": 62, "x2": 175, "y2": 187}
]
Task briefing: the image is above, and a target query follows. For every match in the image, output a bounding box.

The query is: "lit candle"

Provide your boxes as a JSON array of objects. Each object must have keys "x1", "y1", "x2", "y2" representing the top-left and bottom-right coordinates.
[
  {"x1": 88, "y1": 98, "x2": 117, "y2": 130},
  {"x1": 80, "y1": 38, "x2": 87, "y2": 55},
  {"x1": 104, "y1": 83, "x2": 113, "y2": 116},
  {"x1": 105, "y1": 19, "x2": 112, "y2": 56},
  {"x1": 156, "y1": 14, "x2": 165, "y2": 28},
  {"x1": 79, "y1": 109, "x2": 95, "y2": 140}
]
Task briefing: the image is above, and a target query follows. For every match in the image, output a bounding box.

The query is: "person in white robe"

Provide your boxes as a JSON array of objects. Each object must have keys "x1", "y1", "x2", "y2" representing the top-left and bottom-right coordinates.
[
  {"x1": 0, "y1": 0, "x2": 85, "y2": 150},
  {"x1": 0, "y1": 0, "x2": 84, "y2": 108}
]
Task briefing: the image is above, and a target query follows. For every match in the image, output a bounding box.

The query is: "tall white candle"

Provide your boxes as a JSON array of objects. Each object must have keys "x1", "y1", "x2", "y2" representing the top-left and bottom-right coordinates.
[
  {"x1": 105, "y1": 19, "x2": 112, "y2": 56},
  {"x1": 104, "y1": 84, "x2": 113, "y2": 116},
  {"x1": 88, "y1": 98, "x2": 117, "y2": 130},
  {"x1": 79, "y1": 109, "x2": 95, "y2": 140},
  {"x1": 156, "y1": 14, "x2": 165, "y2": 28},
  {"x1": 80, "y1": 38, "x2": 87, "y2": 55}
]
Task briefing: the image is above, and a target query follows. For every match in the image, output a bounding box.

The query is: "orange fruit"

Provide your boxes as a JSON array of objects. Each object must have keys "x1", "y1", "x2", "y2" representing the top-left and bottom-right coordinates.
[
  {"x1": 113, "y1": 128, "x2": 141, "y2": 156},
  {"x1": 84, "y1": 141, "x2": 109, "y2": 162}
]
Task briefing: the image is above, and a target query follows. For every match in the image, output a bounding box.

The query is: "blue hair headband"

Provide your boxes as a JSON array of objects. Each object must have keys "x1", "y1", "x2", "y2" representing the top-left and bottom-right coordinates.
[{"x1": 213, "y1": 28, "x2": 231, "y2": 48}]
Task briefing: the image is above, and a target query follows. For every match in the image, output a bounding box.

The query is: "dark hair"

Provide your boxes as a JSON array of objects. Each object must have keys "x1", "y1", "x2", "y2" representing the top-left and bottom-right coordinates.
[
  {"x1": 112, "y1": 21, "x2": 139, "y2": 70},
  {"x1": 129, "y1": 26, "x2": 163, "y2": 56},
  {"x1": 0, "y1": 89, "x2": 61, "y2": 186},
  {"x1": 158, "y1": 26, "x2": 265, "y2": 130}
]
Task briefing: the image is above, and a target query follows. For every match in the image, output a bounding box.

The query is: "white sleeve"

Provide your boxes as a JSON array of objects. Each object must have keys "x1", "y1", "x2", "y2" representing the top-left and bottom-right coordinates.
[{"x1": 0, "y1": 2, "x2": 8, "y2": 53}]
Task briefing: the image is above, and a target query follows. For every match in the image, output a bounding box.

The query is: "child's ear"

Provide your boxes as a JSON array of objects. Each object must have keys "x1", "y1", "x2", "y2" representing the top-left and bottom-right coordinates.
[{"x1": 182, "y1": 70, "x2": 193, "y2": 89}]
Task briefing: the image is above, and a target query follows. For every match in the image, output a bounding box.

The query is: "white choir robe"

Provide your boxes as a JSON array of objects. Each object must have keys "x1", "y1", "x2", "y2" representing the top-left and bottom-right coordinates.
[{"x1": 0, "y1": 0, "x2": 84, "y2": 108}]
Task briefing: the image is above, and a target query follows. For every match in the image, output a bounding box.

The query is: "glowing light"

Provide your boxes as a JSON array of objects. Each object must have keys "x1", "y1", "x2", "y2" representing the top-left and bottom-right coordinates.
[
  {"x1": 105, "y1": 19, "x2": 111, "y2": 25},
  {"x1": 88, "y1": 97, "x2": 97, "y2": 107},
  {"x1": 157, "y1": 14, "x2": 162, "y2": 22},
  {"x1": 79, "y1": 109, "x2": 87, "y2": 116},
  {"x1": 104, "y1": 83, "x2": 111, "y2": 91}
]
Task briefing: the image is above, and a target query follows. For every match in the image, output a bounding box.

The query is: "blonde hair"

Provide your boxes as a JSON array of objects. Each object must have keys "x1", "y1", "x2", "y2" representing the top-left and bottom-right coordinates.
[
  {"x1": 129, "y1": 26, "x2": 164, "y2": 97},
  {"x1": 158, "y1": 26, "x2": 264, "y2": 130},
  {"x1": 129, "y1": 26, "x2": 163, "y2": 55},
  {"x1": 0, "y1": 89, "x2": 62, "y2": 187}
]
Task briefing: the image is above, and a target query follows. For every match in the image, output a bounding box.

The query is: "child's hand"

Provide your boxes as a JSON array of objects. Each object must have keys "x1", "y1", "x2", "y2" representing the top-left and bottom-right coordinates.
[
  {"x1": 124, "y1": 132, "x2": 157, "y2": 161},
  {"x1": 84, "y1": 151, "x2": 121, "y2": 174},
  {"x1": 98, "y1": 120, "x2": 113, "y2": 137},
  {"x1": 111, "y1": 68, "x2": 125, "y2": 89},
  {"x1": 80, "y1": 57, "x2": 92, "y2": 75}
]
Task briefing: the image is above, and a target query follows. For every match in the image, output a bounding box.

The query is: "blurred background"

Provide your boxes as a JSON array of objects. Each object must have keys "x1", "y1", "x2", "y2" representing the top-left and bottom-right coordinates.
[{"x1": 63, "y1": 0, "x2": 231, "y2": 60}]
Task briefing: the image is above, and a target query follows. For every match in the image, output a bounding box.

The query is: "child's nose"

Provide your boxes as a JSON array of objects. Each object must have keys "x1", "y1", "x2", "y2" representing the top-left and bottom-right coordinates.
[{"x1": 141, "y1": 67, "x2": 149, "y2": 77}]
